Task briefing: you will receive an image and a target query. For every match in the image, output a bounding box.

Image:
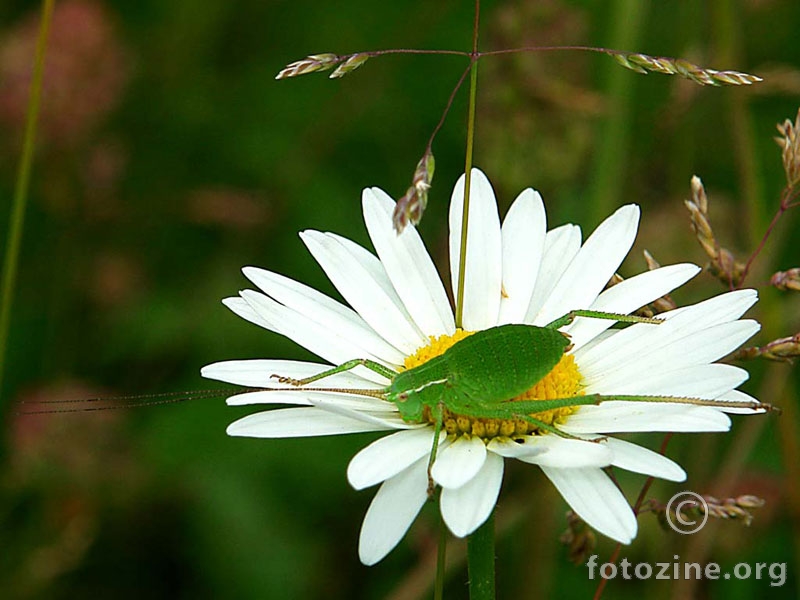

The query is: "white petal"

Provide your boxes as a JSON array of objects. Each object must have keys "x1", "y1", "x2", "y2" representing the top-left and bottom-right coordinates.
[
  {"x1": 358, "y1": 457, "x2": 429, "y2": 565},
  {"x1": 565, "y1": 264, "x2": 700, "y2": 351},
  {"x1": 576, "y1": 328, "x2": 617, "y2": 354},
  {"x1": 239, "y1": 290, "x2": 391, "y2": 384},
  {"x1": 585, "y1": 363, "x2": 749, "y2": 399},
  {"x1": 559, "y1": 402, "x2": 731, "y2": 433},
  {"x1": 679, "y1": 288, "x2": 759, "y2": 326},
  {"x1": 498, "y1": 189, "x2": 547, "y2": 324},
  {"x1": 301, "y1": 231, "x2": 426, "y2": 353},
  {"x1": 219, "y1": 295, "x2": 390, "y2": 388},
  {"x1": 602, "y1": 437, "x2": 686, "y2": 481},
  {"x1": 328, "y1": 231, "x2": 405, "y2": 294},
  {"x1": 533, "y1": 205, "x2": 640, "y2": 326},
  {"x1": 486, "y1": 434, "x2": 612, "y2": 468},
  {"x1": 242, "y1": 267, "x2": 405, "y2": 364},
  {"x1": 201, "y1": 359, "x2": 384, "y2": 389},
  {"x1": 227, "y1": 390, "x2": 397, "y2": 413},
  {"x1": 525, "y1": 224, "x2": 582, "y2": 321},
  {"x1": 440, "y1": 452, "x2": 504, "y2": 537},
  {"x1": 541, "y1": 466, "x2": 637, "y2": 544},
  {"x1": 515, "y1": 436, "x2": 613, "y2": 468},
  {"x1": 224, "y1": 390, "x2": 314, "y2": 407},
  {"x1": 226, "y1": 407, "x2": 393, "y2": 438},
  {"x1": 449, "y1": 169, "x2": 502, "y2": 330},
  {"x1": 575, "y1": 289, "x2": 758, "y2": 372},
  {"x1": 362, "y1": 188, "x2": 455, "y2": 337},
  {"x1": 307, "y1": 397, "x2": 420, "y2": 430},
  {"x1": 666, "y1": 320, "x2": 760, "y2": 365},
  {"x1": 348, "y1": 428, "x2": 443, "y2": 490},
  {"x1": 580, "y1": 320, "x2": 760, "y2": 384},
  {"x1": 486, "y1": 436, "x2": 551, "y2": 459},
  {"x1": 222, "y1": 296, "x2": 270, "y2": 328},
  {"x1": 431, "y1": 434, "x2": 487, "y2": 489}
]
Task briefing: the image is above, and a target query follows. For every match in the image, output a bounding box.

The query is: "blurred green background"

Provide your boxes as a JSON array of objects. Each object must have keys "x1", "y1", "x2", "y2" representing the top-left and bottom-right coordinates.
[{"x1": 1, "y1": 0, "x2": 799, "y2": 598}]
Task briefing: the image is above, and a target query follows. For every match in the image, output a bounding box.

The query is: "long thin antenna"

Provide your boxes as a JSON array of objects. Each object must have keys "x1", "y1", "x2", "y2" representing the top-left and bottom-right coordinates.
[
  {"x1": 17, "y1": 385, "x2": 388, "y2": 415},
  {"x1": 18, "y1": 388, "x2": 242, "y2": 415}
]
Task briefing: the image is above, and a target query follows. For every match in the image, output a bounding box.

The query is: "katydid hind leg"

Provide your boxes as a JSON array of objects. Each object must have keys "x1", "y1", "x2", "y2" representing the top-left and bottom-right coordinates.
[
  {"x1": 593, "y1": 393, "x2": 769, "y2": 411},
  {"x1": 499, "y1": 392, "x2": 769, "y2": 414}
]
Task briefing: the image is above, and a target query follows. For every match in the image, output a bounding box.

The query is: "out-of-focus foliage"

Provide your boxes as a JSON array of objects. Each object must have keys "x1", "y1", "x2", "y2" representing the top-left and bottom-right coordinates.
[{"x1": 1, "y1": 0, "x2": 798, "y2": 598}]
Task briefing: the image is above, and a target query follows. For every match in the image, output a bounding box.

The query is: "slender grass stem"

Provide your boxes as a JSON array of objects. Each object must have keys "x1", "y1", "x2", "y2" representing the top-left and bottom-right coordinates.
[
  {"x1": 455, "y1": 61, "x2": 479, "y2": 329},
  {"x1": 0, "y1": 0, "x2": 55, "y2": 402},
  {"x1": 460, "y1": 3, "x2": 496, "y2": 599},
  {"x1": 365, "y1": 48, "x2": 470, "y2": 58},
  {"x1": 425, "y1": 63, "x2": 473, "y2": 154},
  {"x1": 456, "y1": 0, "x2": 481, "y2": 327},
  {"x1": 455, "y1": 0, "x2": 481, "y2": 329}
]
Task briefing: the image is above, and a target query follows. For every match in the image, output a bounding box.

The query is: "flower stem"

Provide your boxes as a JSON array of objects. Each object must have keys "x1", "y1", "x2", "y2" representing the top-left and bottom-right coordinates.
[
  {"x1": 467, "y1": 511, "x2": 496, "y2": 600},
  {"x1": 0, "y1": 0, "x2": 55, "y2": 401},
  {"x1": 434, "y1": 513, "x2": 448, "y2": 600}
]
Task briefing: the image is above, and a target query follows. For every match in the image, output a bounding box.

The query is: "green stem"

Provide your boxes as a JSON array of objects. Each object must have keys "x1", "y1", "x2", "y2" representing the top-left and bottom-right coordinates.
[
  {"x1": 434, "y1": 513, "x2": 448, "y2": 600},
  {"x1": 467, "y1": 511, "x2": 496, "y2": 600},
  {"x1": 455, "y1": 1, "x2": 481, "y2": 330},
  {"x1": 460, "y1": 7, "x2": 494, "y2": 600},
  {"x1": 455, "y1": 62, "x2": 479, "y2": 329},
  {"x1": 0, "y1": 0, "x2": 55, "y2": 402}
]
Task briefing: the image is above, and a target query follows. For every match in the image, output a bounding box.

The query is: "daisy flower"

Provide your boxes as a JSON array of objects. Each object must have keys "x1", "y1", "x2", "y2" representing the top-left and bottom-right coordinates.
[{"x1": 201, "y1": 168, "x2": 762, "y2": 565}]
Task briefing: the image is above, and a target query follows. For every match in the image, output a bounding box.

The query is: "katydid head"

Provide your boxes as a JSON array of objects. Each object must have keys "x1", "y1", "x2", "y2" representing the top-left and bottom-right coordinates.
[{"x1": 393, "y1": 389, "x2": 425, "y2": 422}]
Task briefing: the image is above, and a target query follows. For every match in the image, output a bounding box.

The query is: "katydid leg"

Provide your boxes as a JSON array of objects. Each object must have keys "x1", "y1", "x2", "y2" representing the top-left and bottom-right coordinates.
[
  {"x1": 499, "y1": 393, "x2": 768, "y2": 413},
  {"x1": 426, "y1": 401, "x2": 445, "y2": 497},
  {"x1": 545, "y1": 309, "x2": 662, "y2": 330},
  {"x1": 271, "y1": 358, "x2": 397, "y2": 386}
]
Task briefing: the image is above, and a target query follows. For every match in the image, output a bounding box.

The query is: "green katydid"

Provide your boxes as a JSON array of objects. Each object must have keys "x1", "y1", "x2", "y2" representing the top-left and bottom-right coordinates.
[{"x1": 270, "y1": 309, "x2": 771, "y2": 493}]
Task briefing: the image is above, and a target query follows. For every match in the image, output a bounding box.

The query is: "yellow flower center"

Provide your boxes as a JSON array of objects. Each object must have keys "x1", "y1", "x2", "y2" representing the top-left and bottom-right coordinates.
[{"x1": 404, "y1": 329, "x2": 584, "y2": 438}]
